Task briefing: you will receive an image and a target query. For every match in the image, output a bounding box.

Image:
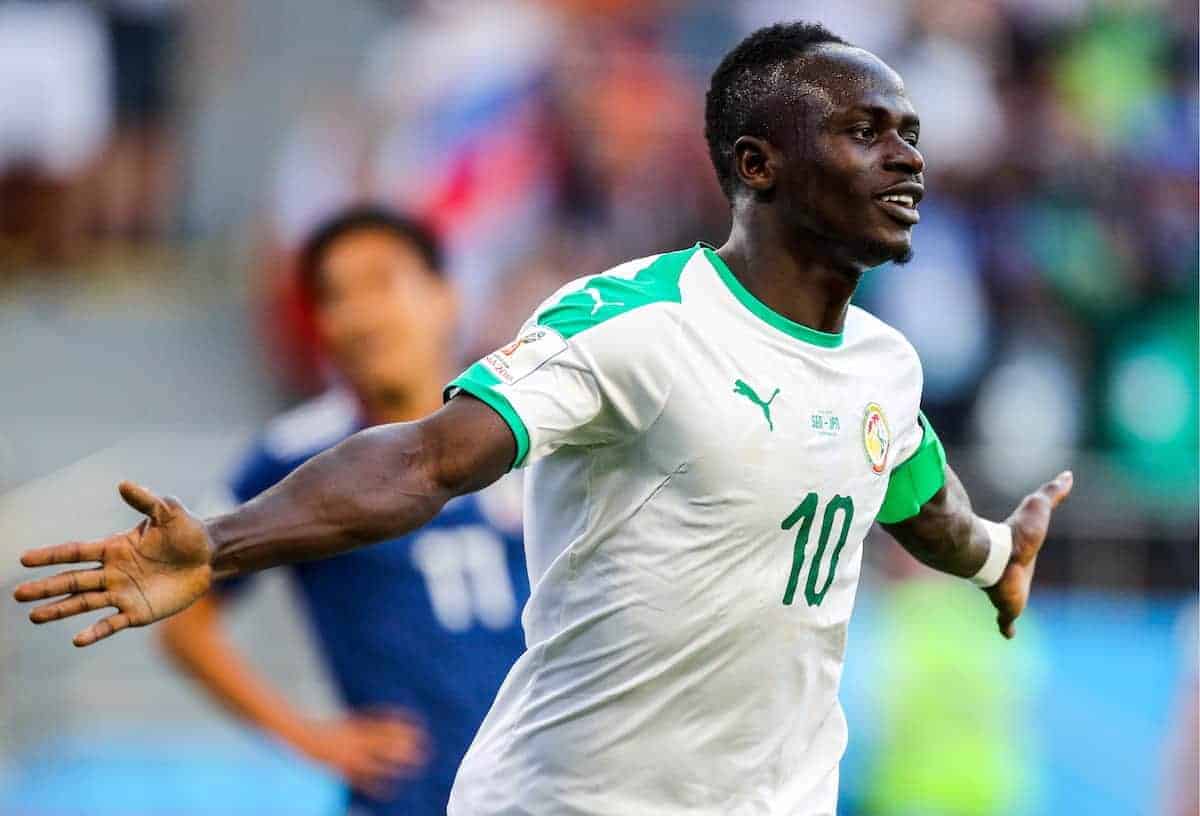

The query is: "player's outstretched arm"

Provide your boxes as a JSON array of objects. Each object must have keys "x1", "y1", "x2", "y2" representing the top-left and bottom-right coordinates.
[
  {"x1": 13, "y1": 395, "x2": 514, "y2": 646},
  {"x1": 881, "y1": 466, "x2": 1073, "y2": 639}
]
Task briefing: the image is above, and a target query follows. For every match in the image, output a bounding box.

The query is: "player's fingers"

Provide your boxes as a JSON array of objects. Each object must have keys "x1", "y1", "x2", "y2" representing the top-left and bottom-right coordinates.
[
  {"x1": 368, "y1": 717, "x2": 424, "y2": 739},
  {"x1": 19, "y1": 539, "x2": 107, "y2": 568},
  {"x1": 13, "y1": 568, "x2": 105, "y2": 602},
  {"x1": 118, "y1": 481, "x2": 167, "y2": 522},
  {"x1": 361, "y1": 752, "x2": 420, "y2": 784},
  {"x1": 74, "y1": 612, "x2": 131, "y2": 647},
  {"x1": 365, "y1": 746, "x2": 420, "y2": 774},
  {"x1": 369, "y1": 732, "x2": 428, "y2": 766},
  {"x1": 347, "y1": 756, "x2": 403, "y2": 788},
  {"x1": 372, "y1": 723, "x2": 428, "y2": 753},
  {"x1": 351, "y1": 772, "x2": 396, "y2": 800},
  {"x1": 1037, "y1": 470, "x2": 1074, "y2": 509},
  {"x1": 29, "y1": 591, "x2": 113, "y2": 623},
  {"x1": 997, "y1": 611, "x2": 1016, "y2": 640}
]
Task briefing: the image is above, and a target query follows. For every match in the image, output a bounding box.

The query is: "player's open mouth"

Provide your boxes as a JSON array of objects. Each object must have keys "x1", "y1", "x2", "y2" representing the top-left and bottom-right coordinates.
[{"x1": 874, "y1": 184, "x2": 923, "y2": 226}]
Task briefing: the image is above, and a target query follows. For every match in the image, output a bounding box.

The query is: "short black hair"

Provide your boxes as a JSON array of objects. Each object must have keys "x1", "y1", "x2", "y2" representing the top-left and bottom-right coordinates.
[
  {"x1": 705, "y1": 22, "x2": 848, "y2": 200},
  {"x1": 298, "y1": 205, "x2": 444, "y2": 299}
]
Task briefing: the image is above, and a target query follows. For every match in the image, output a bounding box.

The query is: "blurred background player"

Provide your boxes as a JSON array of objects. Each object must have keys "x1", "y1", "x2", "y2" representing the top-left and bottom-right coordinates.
[{"x1": 158, "y1": 206, "x2": 529, "y2": 815}]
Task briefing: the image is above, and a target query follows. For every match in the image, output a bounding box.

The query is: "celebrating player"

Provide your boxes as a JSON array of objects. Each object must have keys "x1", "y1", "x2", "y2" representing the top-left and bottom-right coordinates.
[
  {"x1": 16, "y1": 23, "x2": 1071, "y2": 816},
  {"x1": 161, "y1": 207, "x2": 528, "y2": 813}
]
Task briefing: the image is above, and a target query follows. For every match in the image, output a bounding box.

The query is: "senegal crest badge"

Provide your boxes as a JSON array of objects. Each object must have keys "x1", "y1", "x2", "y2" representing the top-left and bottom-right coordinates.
[{"x1": 862, "y1": 402, "x2": 890, "y2": 475}]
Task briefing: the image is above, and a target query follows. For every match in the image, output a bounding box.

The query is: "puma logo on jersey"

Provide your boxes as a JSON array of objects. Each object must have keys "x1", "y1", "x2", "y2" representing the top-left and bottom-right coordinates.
[
  {"x1": 585, "y1": 288, "x2": 625, "y2": 316},
  {"x1": 733, "y1": 379, "x2": 780, "y2": 431}
]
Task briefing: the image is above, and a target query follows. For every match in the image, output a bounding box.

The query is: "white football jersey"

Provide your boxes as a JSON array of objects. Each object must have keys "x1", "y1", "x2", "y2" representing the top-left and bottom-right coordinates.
[{"x1": 445, "y1": 244, "x2": 928, "y2": 816}]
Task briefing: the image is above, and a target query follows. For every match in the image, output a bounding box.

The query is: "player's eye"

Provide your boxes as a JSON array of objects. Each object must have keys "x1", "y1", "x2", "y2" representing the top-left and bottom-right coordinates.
[
  {"x1": 902, "y1": 131, "x2": 920, "y2": 146},
  {"x1": 852, "y1": 125, "x2": 876, "y2": 142}
]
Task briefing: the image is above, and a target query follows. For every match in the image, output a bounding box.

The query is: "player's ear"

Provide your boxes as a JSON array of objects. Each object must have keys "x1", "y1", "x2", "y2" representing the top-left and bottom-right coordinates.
[{"x1": 732, "y1": 135, "x2": 779, "y2": 194}]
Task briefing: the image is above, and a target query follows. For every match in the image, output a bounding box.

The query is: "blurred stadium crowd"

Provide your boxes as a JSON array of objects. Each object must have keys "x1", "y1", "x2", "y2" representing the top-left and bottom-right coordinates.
[
  {"x1": 5, "y1": 0, "x2": 1196, "y2": 544},
  {"x1": 1, "y1": 1, "x2": 1196, "y2": 815},
  {"x1": 0, "y1": 0, "x2": 181, "y2": 260}
]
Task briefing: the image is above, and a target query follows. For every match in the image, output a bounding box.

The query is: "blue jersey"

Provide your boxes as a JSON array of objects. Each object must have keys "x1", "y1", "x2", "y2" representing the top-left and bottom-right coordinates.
[{"x1": 219, "y1": 391, "x2": 528, "y2": 815}]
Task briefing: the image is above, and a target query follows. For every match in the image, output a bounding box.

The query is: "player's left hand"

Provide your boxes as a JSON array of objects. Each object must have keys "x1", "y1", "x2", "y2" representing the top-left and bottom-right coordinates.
[
  {"x1": 13, "y1": 482, "x2": 214, "y2": 646},
  {"x1": 986, "y1": 470, "x2": 1073, "y2": 640}
]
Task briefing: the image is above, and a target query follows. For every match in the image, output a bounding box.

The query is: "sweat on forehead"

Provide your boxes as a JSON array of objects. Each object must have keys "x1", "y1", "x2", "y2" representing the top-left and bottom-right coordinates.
[{"x1": 769, "y1": 45, "x2": 905, "y2": 115}]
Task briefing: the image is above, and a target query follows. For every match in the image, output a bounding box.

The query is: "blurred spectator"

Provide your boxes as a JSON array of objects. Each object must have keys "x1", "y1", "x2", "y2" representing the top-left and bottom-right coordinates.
[
  {"x1": 970, "y1": 335, "x2": 1086, "y2": 489},
  {"x1": 0, "y1": 1, "x2": 111, "y2": 264},
  {"x1": 737, "y1": 0, "x2": 911, "y2": 55},
  {"x1": 368, "y1": 1, "x2": 727, "y2": 355},
  {"x1": 97, "y1": 0, "x2": 185, "y2": 241},
  {"x1": 365, "y1": 0, "x2": 565, "y2": 354}
]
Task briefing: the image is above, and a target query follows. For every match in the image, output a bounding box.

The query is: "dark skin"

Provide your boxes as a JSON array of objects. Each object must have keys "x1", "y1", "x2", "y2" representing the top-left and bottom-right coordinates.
[
  {"x1": 717, "y1": 44, "x2": 927, "y2": 334},
  {"x1": 14, "y1": 397, "x2": 514, "y2": 646},
  {"x1": 14, "y1": 44, "x2": 1068, "y2": 644}
]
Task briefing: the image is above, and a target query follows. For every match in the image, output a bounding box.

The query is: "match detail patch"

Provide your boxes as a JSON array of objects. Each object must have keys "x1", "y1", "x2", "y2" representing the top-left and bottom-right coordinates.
[{"x1": 482, "y1": 327, "x2": 568, "y2": 385}]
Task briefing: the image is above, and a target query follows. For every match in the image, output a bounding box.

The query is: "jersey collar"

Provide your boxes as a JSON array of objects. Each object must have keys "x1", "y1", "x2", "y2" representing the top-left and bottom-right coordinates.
[{"x1": 697, "y1": 244, "x2": 844, "y2": 349}]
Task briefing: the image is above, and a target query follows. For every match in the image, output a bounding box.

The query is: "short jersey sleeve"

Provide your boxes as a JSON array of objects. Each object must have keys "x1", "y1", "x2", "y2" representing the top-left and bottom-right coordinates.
[{"x1": 445, "y1": 250, "x2": 692, "y2": 469}]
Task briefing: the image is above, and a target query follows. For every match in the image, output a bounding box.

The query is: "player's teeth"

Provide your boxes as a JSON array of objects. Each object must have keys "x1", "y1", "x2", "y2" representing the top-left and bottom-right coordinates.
[{"x1": 882, "y1": 195, "x2": 913, "y2": 207}]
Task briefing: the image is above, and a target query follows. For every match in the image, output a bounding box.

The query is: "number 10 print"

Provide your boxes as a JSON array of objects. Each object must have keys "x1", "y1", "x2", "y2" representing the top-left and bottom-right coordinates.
[{"x1": 780, "y1": 493, "x2": 855, "y2": 606}]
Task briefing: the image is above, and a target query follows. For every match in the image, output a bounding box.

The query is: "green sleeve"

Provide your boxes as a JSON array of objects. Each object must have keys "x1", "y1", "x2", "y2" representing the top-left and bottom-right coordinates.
[
  {"x1": 443, "y1": 362, "x2": 531, "y2": 470},
  {"x1": 876, "y1": 412, "x2": 947, "y2": 524}
]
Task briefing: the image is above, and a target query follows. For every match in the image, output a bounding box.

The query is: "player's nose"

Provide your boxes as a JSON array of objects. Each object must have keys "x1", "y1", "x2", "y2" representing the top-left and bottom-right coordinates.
[{"x1": 882, "y1": 135, "x2": 925, "y2": 176}]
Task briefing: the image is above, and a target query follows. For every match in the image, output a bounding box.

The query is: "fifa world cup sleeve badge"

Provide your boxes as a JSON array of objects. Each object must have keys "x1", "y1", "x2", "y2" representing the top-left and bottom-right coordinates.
[
  {"x1": 483, "y1": 327, "x2": 568, "y2": 385},
  {"x1": 862, "y1": 402, "x2": 891, "y2": 475}
]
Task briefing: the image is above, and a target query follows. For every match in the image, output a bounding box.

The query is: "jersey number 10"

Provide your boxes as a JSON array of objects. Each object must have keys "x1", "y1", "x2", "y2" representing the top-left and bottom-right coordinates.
[{"x1": 780, "y1": 493, "x2": 855, "y2": 607}]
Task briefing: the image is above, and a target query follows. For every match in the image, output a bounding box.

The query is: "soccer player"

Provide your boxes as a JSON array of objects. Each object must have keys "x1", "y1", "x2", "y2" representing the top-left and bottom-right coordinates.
[
  {"x1": 160, "y1": 207, "x2": 529, "y2": 814},
  {"x1": 16, "y1": 23, "x2": 1073, "y2": 816}
]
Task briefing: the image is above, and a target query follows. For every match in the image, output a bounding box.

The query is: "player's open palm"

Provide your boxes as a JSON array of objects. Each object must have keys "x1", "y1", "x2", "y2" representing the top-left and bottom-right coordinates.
[
  {"x1": 986, "y1": 470, "x2": 1073, "y2": 640},
  {"x1": 14, "y1": 481, "x2": 213, "y2": 647}
]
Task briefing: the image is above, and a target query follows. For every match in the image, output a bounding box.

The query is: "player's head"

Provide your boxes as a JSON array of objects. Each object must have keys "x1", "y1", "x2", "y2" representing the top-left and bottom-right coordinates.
[
  {"x1": 705, "y1": 22, "x2": 925, "y2": 268},
  {"x1": 298, "y1": 206, "x2": 455, "y2": 409}
]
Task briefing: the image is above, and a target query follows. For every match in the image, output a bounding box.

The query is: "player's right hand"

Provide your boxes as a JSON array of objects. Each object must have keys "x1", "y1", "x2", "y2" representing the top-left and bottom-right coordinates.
[
  {"x1": 986, "y1": 470, "x2": 1073, "y2": 640},
  {"x1": 295, "y1": 711, "x2": 429, "y2": 800},
  {"x1": 13, "y1": 481, "x2": 214, "y2": 647}
]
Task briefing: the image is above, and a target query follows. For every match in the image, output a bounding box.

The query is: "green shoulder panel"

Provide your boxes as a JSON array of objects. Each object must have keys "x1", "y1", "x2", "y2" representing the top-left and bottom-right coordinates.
[
  {"x1": 876, "y1": 412, "x2": 948, "y2": 524},
  {"x1": 534, "y1": 247, "x2": 692, "y2": 339},
  {"x1": 444, "y1": 247, "x2": 695, "y2": 472}
]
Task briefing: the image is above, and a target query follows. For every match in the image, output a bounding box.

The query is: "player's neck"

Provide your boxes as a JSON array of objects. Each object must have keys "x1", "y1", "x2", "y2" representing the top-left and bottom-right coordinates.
[{"x1": 716, "y1": 218, "x2": 861, "y2": 336}]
